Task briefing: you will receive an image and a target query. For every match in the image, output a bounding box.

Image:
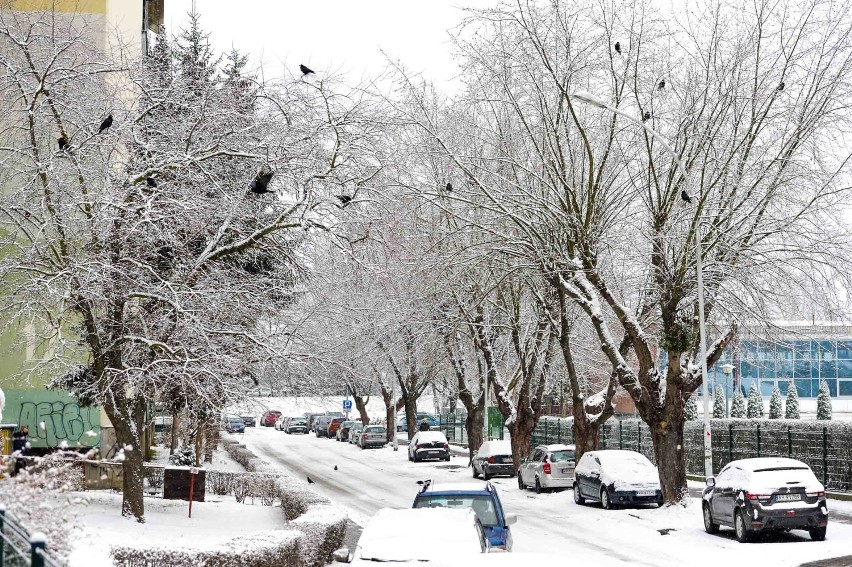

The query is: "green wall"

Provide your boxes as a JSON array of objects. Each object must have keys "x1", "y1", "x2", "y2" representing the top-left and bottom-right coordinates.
[{"x1": 2, "y1": 388, "x2": 100, "y2": 449}]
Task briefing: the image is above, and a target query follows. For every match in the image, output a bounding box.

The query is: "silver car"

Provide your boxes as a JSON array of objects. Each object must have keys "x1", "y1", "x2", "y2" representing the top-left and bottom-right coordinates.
[
  {"x1": 358, "y1": 425, "x2": 387, "y2": 449},
  {"x1": 518, "y1": 444, "x2": 575, "y2": 493}
]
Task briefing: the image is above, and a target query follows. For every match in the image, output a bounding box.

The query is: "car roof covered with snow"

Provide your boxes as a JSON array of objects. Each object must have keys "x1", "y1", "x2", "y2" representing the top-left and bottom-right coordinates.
[
  {"x1": 421, "y1": 482, "x2": 493, "y2": 495},
  {"x1": 727, "y1": 457, "x2": 810, "y2": 472},
  {"x1": 477, "y1": 440, "x2": 512, "y2": 457},
  {"x1": 541, "y1": 443, "x2": 575, "y2": 452},
  {"x1": 413, "y1": 431, "x2": 448, "y2": 442},
  {"x1": 355, "y1": 508, "x2": 485, "y2": 562}
]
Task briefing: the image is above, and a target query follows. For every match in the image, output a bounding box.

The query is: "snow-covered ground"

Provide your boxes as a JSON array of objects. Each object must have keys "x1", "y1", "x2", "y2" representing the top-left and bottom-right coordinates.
[{"x1": 239, "y1": 425, "x2": 852, "y2": 567}]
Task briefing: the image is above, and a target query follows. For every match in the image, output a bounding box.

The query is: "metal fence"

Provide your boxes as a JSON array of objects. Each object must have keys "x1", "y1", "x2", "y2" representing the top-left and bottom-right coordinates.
[
  {"x1": 530, "y1": 417, "x2": 852, "y2": 493},
  {"x1": 436, "y1": 409, "x2": 506, "y2": 445},
  {"x1": 0, "y1": 506, "x2": 63, "y2": 567}
]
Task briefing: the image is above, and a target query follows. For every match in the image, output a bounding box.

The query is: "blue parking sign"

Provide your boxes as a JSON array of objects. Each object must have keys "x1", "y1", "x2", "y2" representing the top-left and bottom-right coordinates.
[{"x1": 343, "y1": 399, "x2": 352, "y2": 411}]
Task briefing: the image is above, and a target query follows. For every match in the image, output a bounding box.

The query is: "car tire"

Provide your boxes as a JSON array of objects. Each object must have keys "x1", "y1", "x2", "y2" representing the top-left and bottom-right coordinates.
[
  {"x1": 472, "y1": 464, "x2": 479, "y2": 478},
  {"x1": 483, "y1": 468, "x2": 491, "y2": 481},
  {"x1": 518, "y1": 475, "x2": 525, "y2": 490},
  {"x1": 734, "y1": 509, "x2": 752, "y2": 543},
  {"x1": 809, "y1": 526, "x2": 827, "y2": 541},
  {"x1": 703, "y1": 503, "x2": 719, "y2": 534},
  {"x1": 600, "y1": 488, "x2": 613, "y2": 510},
  {"x1": 414, "y1": 453, "x2": 420, "y2": 463},
  {"x1": 535, "y1": 478, "x2": 543, "y2": 495},
  {"x1": 444, "y1": 454, "x2": 451, "y2": 462},
  {"x1": 573, "y1": 483, "x2": 585, "y2": 505}
]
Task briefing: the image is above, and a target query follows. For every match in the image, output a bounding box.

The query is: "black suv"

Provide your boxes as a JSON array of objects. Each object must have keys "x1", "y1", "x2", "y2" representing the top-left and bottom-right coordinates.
[{"x1": 702, "y1": 457, "x2": 828, "y2": 542}]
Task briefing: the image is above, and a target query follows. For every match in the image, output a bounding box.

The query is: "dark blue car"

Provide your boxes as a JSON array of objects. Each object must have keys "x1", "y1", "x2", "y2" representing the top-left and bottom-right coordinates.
[{"x1": 412, "y1": 481, "x2": 516, "y2": 550}]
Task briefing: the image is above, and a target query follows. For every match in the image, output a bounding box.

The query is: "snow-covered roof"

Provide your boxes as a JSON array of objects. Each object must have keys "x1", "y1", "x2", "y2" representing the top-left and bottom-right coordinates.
[
  {"x1": 426, "y1": 482, "x2": 491, "y2": 494},
  {"x1": 476, "y1": 440, "x2": 511, "y2": 458},
  {"x1": 539, "y1": 443, "x2": 575, "y2": 452},
  {"x1": 356, "y1": 508, "x2": 483, "y2": 562},
  {"x1": 728, "y1": 457, "x2": 809, "y2": 472},
  {"x1": 413, "y1": 431, "x2": 447, "y2": 443}
]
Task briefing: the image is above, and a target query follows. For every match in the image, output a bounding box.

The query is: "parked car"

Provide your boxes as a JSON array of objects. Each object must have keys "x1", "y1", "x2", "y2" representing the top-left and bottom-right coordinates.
[
  {"x1": 286, "y1": 417, "x2": 309, "y2": 434},
  {"x1": 336, "y1": 421, "x2": 357, "y2": 441},
  {"x1": 241, "y1": 415, "x2": 256, "y2": 427},
  {"x1": 518, "y1": 444, "x2": 576, "y2": 493},
  {"x1": 702, "y1": 457, "x2": 828, "y2": 543},
  {"x1": 305, "y1": 413, "x2": 325, "y2": 432},
  {"x1": 261, "y1": 410, "x2": 282, "y2": 427},
  {"x1": 408, "y1": 431, "x2": 450, "y2": 462},
  {"x1": 314, "y1": 415, "x2": 334, "y2": 437},
  {"x1": 412, "y1": 480, "x2": 516, "y2": 550},
  {"x1": 358, "y1": 425, "x2": 387, "y2": 449},
  {"x1": 398, "y1": 411, "x2": 439, "y2": 432},
  {"x1": 327, "y1": 417, "x2": 346, "y2": 437},
  {"x1": 274, "y1": 416, "x2": 288, "y2": 430},
  {"x1": 332, "y1": 507, "x2": 488, "y2": 565},
  {"x1": 224, "y1": 416, "x2": 245, "y2": 434},
  {"x1": 573, "y1": 450, "x2": 663, "y2": 509},
  {"x1": 472, "y1": 440, "x2": 514, "y2": 480},
  {"x1": 348, "y1": 422, "x2": 364, "y2": 443}
]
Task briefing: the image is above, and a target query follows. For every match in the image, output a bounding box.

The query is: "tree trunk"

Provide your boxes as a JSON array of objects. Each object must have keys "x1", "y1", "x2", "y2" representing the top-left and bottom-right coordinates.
[
  {"x1": 404, "y1": 396, "x2": 418, "y2": 440},
  {"x1": 169, "y1": 410, "x2": 180, "y2": 455},
  {"x1": 507, "y1": 411, "x2": 537, "y2": 472},
  {"x1": 104, "y1": 395, "x2": 147, "y2": 522},
  {"x1": 650, "y1": 419, "x2": 688, "y2": 503},
  {"x1": 464, "y1": 406, "x2": 484, "y2": 462},
  {"x1": 353, "y1": 393, "x2": 370, "y2": 425},
  {"x1": 572, "y1": 419, "x2": 602, "y2": 462},
  {"x1": 380, "y1": 384, "x2": 404, "y2": 444},
  {"x1": 203, "y1": 421, "x2": 216, "y2": 464},
  {"x1": 194, "y1": 419, "x2": 204, "y2": 465}
]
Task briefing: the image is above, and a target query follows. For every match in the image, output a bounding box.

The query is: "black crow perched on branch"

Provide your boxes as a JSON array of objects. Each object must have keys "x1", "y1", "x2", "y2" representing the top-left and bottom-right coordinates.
[
  {"x1": 642, "y1": 111, "x2": 651, "y2": 122},
  {"x1": 777, "y1": 81, "x2": 785, "y2": 92},
  {"x1": 681, "y1": 190, "x2": 692, "y2": 204},
  {"x1": 614, "y1": 41, "x2": 621, "y2": 54},
  {"x1": 336, "y1": 195, "x2": 352, "y2": 206},
  {"x1": 146, "y1": 177, "x2": 157, "y2": 188},
  {"x1": 445, "y1": 182, "x2": 452, "y2": 192},
  {"x1": 98, "y1": 114, "x2": 113, "y2": 133},
  {"x1": 658, "y1": 79, "x2": 665, "y2": 90},
  {"x1": 299, "y1": 64, "x2": 315, "y2": 76},
  {"x1": 58, "y1": 136, "x2": 68, "y2": 151},
  {"x1": 250, "y1": 171, "x2": 274, "y2": 194}
]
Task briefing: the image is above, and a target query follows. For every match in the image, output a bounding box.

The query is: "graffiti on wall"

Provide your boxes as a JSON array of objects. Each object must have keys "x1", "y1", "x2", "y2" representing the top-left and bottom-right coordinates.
[{"x1": 3, "y1": 389, "x2": 100, "y2": 448}]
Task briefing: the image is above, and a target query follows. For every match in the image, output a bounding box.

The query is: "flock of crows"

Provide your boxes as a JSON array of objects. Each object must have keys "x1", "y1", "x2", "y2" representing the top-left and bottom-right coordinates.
[{"x1": 49, "y1": 58, "x2": 750, "y2": 207}]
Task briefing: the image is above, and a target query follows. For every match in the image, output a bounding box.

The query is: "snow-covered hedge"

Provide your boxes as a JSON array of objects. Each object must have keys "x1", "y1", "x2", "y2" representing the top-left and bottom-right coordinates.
[
  {"x1": 290, "y1": 504, "x2": 348, "y2": 567},
  {"x1": 111, "y1": 529, "x2": 302, "y2": 567}
]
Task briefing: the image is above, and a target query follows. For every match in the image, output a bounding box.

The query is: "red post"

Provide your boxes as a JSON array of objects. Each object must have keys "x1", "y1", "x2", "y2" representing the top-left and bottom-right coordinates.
[{"x1": 188, "y1": 467, "x2": 198, "y2": 518}]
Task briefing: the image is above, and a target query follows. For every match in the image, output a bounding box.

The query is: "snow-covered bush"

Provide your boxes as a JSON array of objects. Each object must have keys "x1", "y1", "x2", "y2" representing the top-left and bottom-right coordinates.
[
  {"x1": 817, "y1": 380, "x2": 832, "y2": 420},
  {"x1": 291, "y1": 505, "x2": 348, "y2": 567},
  {"x1": 111, "y1": 530, "x2": 302, "y2": 567},
  {"x1": 786, "y1": 382, "x2": 800, "y2": 419},
  {"x1": 168, "y1": 446, "x2": 197, "y2": 467},
  {"x1": 712, "y1": 385, "x2": 726, "y2": 418},
  {"x1": 730, "y1": 388, "x2": 746, "y2": 418},
  {"x1": 685, "y1": 395, "x2": 698, "y2": 421},
  {"x1": 746, "y1": 384, "x2": 764, "y2": 418},
  {"x1": 769, "y1": 386, "x2": 782, "y2": 419}
]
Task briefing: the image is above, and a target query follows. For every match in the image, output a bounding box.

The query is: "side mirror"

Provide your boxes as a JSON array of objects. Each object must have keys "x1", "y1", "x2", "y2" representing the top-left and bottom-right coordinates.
[
  {"x1": 505, "y1": 514, "x2": 518, "y2": 526},
  {"x1": 521, "y1": 458, "x2": 527, "y2": 463},
  {"x1": 332, "y1": 548, "x2": 351, "y2": 563},
  {"x1": 706, "y1": 477, "x2": 715, "y2": 487}
]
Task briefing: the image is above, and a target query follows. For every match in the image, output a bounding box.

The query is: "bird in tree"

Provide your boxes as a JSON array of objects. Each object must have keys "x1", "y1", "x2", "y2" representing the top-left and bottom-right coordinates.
[
  {"x1": 299, "y1": 64, "x2": 315, "y2": 76},
  {"x1": 98, "y1": 114, "x2": 113, "y2": 134},
  {"x1": 334, "y1": 465, "x2": 338, "y2": 471},
  {"x1": 146, "y1": 177, "x2": 157, "y2": 188},
  {"x1": 445, "y1": 182, "x2": 452, "y2": 192},
  {"x1": 642, "y1": 110, "x2": 651, "y2": 122},
  {"x1": 681, "y1": 190, "x2": 692, "y2": 204},
  {"x1": 58, "y1": 136, "x2": 68, "y2": 151},
  {"x1": 658, "y1": 79, "x2": 665, "y2": 90},
  {"x1": 250, "y1": 171, "x2": 274, "y2": 194},
  {"x1": 336, "y1": 195, "x2": 353, "y2": 206},
  {"x1": 614, "y1": 41, "x2": 621, "y2": 54},
  {"x1": 777, "y1": 81, "x2": 785, "y2": 92},
  {"x1": 307, "y1": 476, "x2": 315, "y2": 484}
]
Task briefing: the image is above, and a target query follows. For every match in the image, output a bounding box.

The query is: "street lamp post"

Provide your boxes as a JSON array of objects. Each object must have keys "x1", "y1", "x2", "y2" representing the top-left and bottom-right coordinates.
[
  {"x1": 570, "y1": 92, "x2": 714, "y2": 480},
  {"x1": 721, "y1": 364, "x2": 735, "y2": 418}
]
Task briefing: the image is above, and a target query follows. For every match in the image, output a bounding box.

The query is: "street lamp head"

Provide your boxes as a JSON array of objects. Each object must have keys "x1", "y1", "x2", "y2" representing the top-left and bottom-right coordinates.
[
  {"x1": 570, "y1": 91, "x2": 608, "y2": 109},
  {"x1": 721, "y1": 363, "x2": 735, "y2": 375}
]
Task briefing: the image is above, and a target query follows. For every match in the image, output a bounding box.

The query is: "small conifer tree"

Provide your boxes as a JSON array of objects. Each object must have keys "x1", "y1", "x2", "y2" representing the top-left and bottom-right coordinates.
[
  {"x1": 785, "y1": 381, "x2": 800, "y2": 419},
  {"x1": 747, "y1": 383, "x2": 764, "y2": 418},
  {"x1": 730, "y1": 388, "x2": 747, "y2": 418},
  {"x1": 816, "y1": 380, "x2": 833, "y2": 420},
  {"x1": 769, "y1": 386, "x2": 782, "y2": 419},
  {"x1": 685, "y1": 394, "x2": 698, "y2": 421},
  {"x1": 713, "y1": 384, "x2": 726, "y2": 418}
]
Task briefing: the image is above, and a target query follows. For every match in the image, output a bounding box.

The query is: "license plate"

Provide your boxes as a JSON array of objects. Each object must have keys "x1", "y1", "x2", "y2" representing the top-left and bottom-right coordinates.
[
  {"x1": 776, "y1": 494, "x2": 801, "y2": 502},
  {"x1": 370, "y1": 435, "x2": 382, "y2": 440},
  {"x1": 636, "y1": 490, "x2": 656, "y2": 497},
  {"x1": 560, "y1": 469, "x2": 571, "y2": 474}
]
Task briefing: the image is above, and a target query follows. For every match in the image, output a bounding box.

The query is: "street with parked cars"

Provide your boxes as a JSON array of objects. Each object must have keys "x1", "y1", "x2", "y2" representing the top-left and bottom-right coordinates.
[{"x1": 226, "y1": 410, "x2": 851, "y2": 566}]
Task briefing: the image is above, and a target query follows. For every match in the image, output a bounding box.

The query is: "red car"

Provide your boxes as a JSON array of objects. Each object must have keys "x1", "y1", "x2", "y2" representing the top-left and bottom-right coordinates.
[
  {"x1": 327, "y1": 417, "x2": 346, "y2": 437},
  {"x1": 262, "y1": 410, "x2": 282, "y2": 427}
]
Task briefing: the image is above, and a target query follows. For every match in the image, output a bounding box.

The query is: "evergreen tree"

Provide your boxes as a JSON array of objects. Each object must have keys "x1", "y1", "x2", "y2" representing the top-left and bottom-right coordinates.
[
  {"x1": 785, "y1": 381, "x2": 800, "y2": 419},
  {"x1": 769, "y1": 386, "x2": 782, "y2": 419},
  {"x1": 816, "y1": 380, "x2": 833, "y2": 420},
  {"x1": 730, "y1": 388, "x2": 747, "y2": 418},
  {"x1": 712, "y1": 384, "x2": 726, "y2": 418},
  {"x1": 685, "y1": 394, "x2": 698, "y2": 421},
  {"x1": 747, "y1": 383, "x2": 764, "y2": 418}
]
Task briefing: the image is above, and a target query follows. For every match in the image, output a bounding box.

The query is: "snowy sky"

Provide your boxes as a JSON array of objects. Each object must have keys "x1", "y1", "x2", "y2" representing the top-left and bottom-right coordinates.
[{"x1": 164, "y1": 0, "x2": 501, "y2": 89}]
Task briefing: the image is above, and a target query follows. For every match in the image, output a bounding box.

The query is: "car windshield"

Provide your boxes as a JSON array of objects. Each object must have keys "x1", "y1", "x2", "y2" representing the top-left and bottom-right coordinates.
[
  {"x1": 751, "y1": 467, "x2": 819, "y2": 488},
  {"x1": 550, "y1": 450, "x2": 575, "y2": 462},
  {"x1": 227, "y1": 417, "x2": 242, "y2": 424},
  {"x1": 290, "y1": 418, "x2": 306, "y2": 424},
  {"x1": 414, "y1": 494, "x2": 498, "y2": 526},
  {"x1": 365, "y1": 426, "x2": 386, "y2": 433}
]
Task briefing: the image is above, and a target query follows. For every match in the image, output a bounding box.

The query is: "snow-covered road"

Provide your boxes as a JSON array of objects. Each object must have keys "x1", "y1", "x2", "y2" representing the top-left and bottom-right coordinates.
[{"x1": 239, "y1": 426, "x2": 852, "y2": 567}]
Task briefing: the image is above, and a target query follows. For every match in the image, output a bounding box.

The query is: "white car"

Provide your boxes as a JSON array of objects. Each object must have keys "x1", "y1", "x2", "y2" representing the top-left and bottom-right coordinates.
[
  {"x1": 472, "y1": 440, "x2": 514, "y2": 480},
  {"x1": 573, "y1": 450, "x2": 663, "y2": 509},
  {"x1": 518, "y1": 444, "x2": 575, "y2": 493},
  {"x1": 333, "y1": 507, "x2": 488, "y2": 565},
  {"x1": 408, "y1": 431, "x2": 450, "y2": 462}
]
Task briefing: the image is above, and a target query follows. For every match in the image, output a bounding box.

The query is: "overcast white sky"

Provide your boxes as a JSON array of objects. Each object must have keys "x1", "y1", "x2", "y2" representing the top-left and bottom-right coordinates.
[{"x1": 165, "y1": 1, "x2": 500, "y2": 89}]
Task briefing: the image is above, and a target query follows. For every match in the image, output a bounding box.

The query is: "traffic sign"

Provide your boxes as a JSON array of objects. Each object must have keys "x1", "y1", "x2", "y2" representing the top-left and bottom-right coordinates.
[{"x1": 343, "y1": 399, "x2": 352, "y2": 411}]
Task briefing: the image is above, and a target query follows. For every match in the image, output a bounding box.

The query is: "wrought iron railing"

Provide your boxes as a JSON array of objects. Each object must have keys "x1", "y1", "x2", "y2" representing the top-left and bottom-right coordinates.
[{"x1": 0, "y1": 507, "x2": 64, "y2": 567}]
